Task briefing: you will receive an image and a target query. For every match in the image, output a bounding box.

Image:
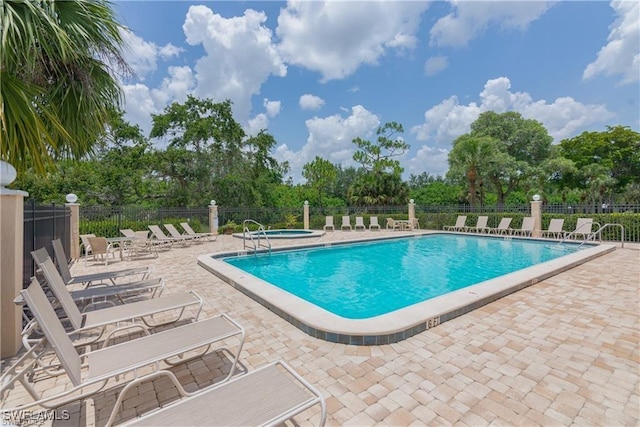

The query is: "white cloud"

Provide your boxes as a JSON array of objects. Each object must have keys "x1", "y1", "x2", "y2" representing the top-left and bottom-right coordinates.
[
  {"x1": 120, "y1": 30, "x2": 184, "y2": 81},
  {"x1": 122, "y1": 84, "x2": 161, "y2": 137},
  {"x1": 406, "y1": 146, "x2": 450, "y2": 178},
  {"x1": 430, "y1": 0, "x2": 554, "y2": 47},
  {"x1": 276, "y1": 1, "x2": 428, "y2": 81},
  {"x1": 183, "y1": 5, "x2": 287, "y2": 123},
  {"x1": 583, "y1": 0, "x2": 639, "y2": 84},
  {"x1": 150, "y1": 66, "x2": 195, "y2": 106},
  {"x1": 273, "y1": 106, "x2": 380, "y2": 183},
  {"x1": 264, "y1": 99, "x2": 281, "y2": 117},
  {"x1": 424, "y1": 56, "x2": 449, "y2": 76},
  {"x1": 299, "y1": 94, "x2": 325, "y2": 111},
  {"x1": 411, "y1": 77, "x2": 613, "y2": 146}
]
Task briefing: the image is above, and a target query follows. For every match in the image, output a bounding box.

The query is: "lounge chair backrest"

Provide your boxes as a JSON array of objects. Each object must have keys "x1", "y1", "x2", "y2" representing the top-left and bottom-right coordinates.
[
  {"x1": 51, "y1": 239, "x2": 73, "y2": 284},
  {"x1": 325, "y1": 216, "x2": 333, "y2": 226},
  {"x1": 521, "y1": 217, "x2": 534, "y2": 231},
  {"x1": 149, "y1": 225, "x2": 169, "y2": 239},
  {"x1": 355, "y1": 217, "x2": 364, "y2": 226},
  {"x1": 37, "y1": 257, "x2": 84, "y2": 330},
  {"x1": 120, "y1": 228, "x2": 136, "y2": 238},
  {"x1": 22, "y1": 279, "x2": 82, "y2": 386},
  {"x1": 575, "y1": 218, "x2": 593, "y2": 233},
  {"x1": 31, "y1": 247, "x2": 50, "y2": 266},
  {"x1": 386, "y1": 218, "x2": 395, "y2": 227},
  {"x1": 342, "y1": 216, "x2": 350, "y2": 226},
  {"x1": 181, "y1": 222, "x2": 196, "y2": 235},
  {"x1": 164, "y1": 223, "x2": 182, "y2": 238},
  {"x1": 370, "y1": 217, "x2": 379, "y2": 227},
  {"x1": 476, "y1": 216, "x2": 488, "y2": 228},
  {"x1": 548, "y1": 218, "x2": 564, "y2": 232},
  {"x1": 455, "y1": 215, "x2": 467, "y2": 228},
  {"x1": 496, "y1": 218, "x2": 512, "y2": 229},
  {"x1": 134, "y1": 230, "x2": 149, "y2": 239}
]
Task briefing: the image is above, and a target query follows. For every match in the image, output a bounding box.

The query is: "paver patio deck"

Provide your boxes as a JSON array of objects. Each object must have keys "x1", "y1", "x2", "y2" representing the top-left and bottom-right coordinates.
[{"x1": 2, "y1": 230, "x2": 638, "y2": 426}]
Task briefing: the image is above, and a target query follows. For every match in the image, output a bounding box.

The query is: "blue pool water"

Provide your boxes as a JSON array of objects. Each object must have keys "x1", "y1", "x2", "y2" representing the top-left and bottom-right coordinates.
[{"x1": 224, "y1": 234, "x2": 580, "y2": 319}]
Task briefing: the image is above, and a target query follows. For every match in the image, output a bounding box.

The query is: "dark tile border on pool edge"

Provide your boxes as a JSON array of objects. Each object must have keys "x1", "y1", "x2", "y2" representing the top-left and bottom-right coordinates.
[{"x1": 198, "y1": 234, "x2": 615, "y2": 346}]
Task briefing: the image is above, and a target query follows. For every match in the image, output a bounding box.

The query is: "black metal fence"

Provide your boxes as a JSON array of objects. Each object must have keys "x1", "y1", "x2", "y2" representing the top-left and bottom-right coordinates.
[{"x1": 23, "y1": 200, "x2": 70, "y2": 288}]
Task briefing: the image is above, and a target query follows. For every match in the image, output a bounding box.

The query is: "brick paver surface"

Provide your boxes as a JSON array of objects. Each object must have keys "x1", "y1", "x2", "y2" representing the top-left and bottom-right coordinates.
[{"x1": 2, "y1": 231, "x2": 638, "y2": 426}]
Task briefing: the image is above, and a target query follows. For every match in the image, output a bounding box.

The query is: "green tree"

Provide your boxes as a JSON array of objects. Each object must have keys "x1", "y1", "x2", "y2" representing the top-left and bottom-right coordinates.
[
  {"x1": 349, "y1": 122, "x2": 410, "y2": 206},
  {"x1": 302, "y1": 156, "x2": 337, "y2": 211},
  {"x1": 1, "y1": 0, "x2": 130, "y2": 173},
  {"x1": 446, "y1": 134, "x2": 495, "y2": 209},
  {"x1": 470, "y1": 111, "x2": 553, "y2": 207}
]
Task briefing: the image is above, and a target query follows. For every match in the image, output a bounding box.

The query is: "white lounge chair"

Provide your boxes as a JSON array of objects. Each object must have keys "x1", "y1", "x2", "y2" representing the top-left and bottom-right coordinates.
[
  {"x1": 148, "y1": 224, "x2": 189, "y2": 247},
  {"x1": 542, "y1": 218, "x2": 565, "y2": 239},
  {"x1": 354, "y1": 216, "x2": 366, "y2": 231},
  {"x1": 323, "y1": 216, "x2": 335, "y2": 231},
  {"x1": 443, "y1": 215, "x2": 467, "y2": 232},
  {"x1": 31, "y1": 248, "x2": 163, "y2": 309},
  {"x1": 463, "y1": 216, "x2": 489, "y2": 233},
  {"x1": 113, "y1": 360, "x2": 326, "y2": 427},
  {"x1": 0, "y1": 279, "x2": 244, "y2": 415},
  {"x1": 512, "y1": 217, "x2": 534, "y2": 237},
  {"x1": 37, "y1": 256, "x2": 203, "y2": 339},
  {"x1": 369, "y1": 216, "x2": 381, "y2": 231},
  {"x1": 488, "y1": 217, "x2": 513, "y2": 235},
  {"x1": 51, "y1": 239, "x2": 151, "y2": 287},
  {"x1": 565, "y1": 218, "x2": 597, "y2": 240},
  {"x1": 181, "y1": 222, "x2": 217, "y2": 241},
  {"x1": 341, "y1": 215, "x2": 352, "y2": 231},
  {"x1": 165, "y1": 223, "x2": 198, "y2": 244}
]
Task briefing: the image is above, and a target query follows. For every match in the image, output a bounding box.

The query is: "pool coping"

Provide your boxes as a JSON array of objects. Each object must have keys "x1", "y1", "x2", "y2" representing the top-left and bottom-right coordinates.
[
  {"x1": 197, "y1": 232, "x2": 616, "y2": 345},
  {"x1": 232, "y1": 229, "x2": 326, "y2": 239}
]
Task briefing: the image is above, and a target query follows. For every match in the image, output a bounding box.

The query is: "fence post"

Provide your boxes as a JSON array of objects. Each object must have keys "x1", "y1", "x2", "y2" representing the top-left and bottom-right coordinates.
[
  {"x1": 303, "y1": 201, "x2": 309, "y2": 230},
  {"x1": 209, "y1": 200, "x2": 218, "y2": 235},
  {"x1": 65, "y1": 194, "x2": 80, "y2": 259},
  {"x1": 0, "y1": 161, "x2": 29, "y2": 358},
  {"x1": 531, "y1": 194, "x2": 542, "y2": 238},
  {"x1": 408, "y1": 199, "x2": 415, "y2": 223}
]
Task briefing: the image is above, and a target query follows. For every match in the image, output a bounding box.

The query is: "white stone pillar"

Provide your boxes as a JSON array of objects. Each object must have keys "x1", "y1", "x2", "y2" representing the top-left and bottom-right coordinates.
[
  {"x1": 303, "y1": 201, "x2": 309, "y2": 230},
  {"x1": 209, "y1": 200, "x2": 218, "y2": 235},
  {"x1": 1, "y1": 161, "x2": 29, "y2": 357},
  {"x1": 408, "y1": 199, "x2": 415, "y2": 222},
  {"x1": 531, "y1": 195, "x2": 542, "y2": 238},
  {"x1": 65, "y1": 194, "x2": 80, "y2": 260}
]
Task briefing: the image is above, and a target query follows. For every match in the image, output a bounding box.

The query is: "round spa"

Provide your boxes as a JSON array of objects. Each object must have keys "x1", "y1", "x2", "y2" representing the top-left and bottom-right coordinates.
[{"x1": 233, "y1": 229, "x2": 325, "y2": 239}]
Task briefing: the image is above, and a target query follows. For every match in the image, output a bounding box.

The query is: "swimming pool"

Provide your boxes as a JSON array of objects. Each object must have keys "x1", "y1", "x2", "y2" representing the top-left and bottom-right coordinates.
[{"x1": 198, "y1": 232, "x2": 614, "y2": 345}]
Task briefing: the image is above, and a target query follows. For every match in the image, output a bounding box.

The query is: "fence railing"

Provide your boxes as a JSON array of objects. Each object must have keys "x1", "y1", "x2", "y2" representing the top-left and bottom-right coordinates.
[{"x1": 23, "y1": 200, "x2": 70, "y2": 288}]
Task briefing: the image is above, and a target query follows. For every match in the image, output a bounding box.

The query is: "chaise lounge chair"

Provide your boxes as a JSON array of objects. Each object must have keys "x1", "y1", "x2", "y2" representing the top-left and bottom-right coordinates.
[
  {"x1": 148, "y1": 224, "x2": 189, "y2": 247},
  {"x1": 36, "y1": 256, "x2": 203, "y2": 339},
  {"x1": 114, "y1": 359, "x2": 326, "y2": 427},
  {"x1": 341, "y1": 215, "x2": 352, "y2": 231},
  {"x1": 51, "y1": 239, "x2": 151, "y2": 287},
  {"x1": 488, "y1": 217, "x2": 513, "y2": 235},
  {"x1": 323, "y1": 216, "x2": 335, "y2": 231},
  {"x1": 541, "y1": 218, "x2": 565, "y2": 239},
  {"x1": 463, "y1": 216, "x2": 488, "y2": 233},
  {"x1": 180, "y1": 222, "x2": 217, "y2": 241},
  {"x1": 512, "y1": 217, "x2": 534, "y2": 237},
  {"x1": 1, "y1": 279, "x2": 244, "y2": 416},
  {"x1": 386, "y1": 217, "x2": 401, "y2": 230},
  {"x1": 31, "y1": 248, "x2": 164, "y2": 311},
  {"x1": 444, "y1": 215, "x2": 467, "y2": 232},
  {"x1": 165, "y1": 223, "x2": 199, "y2": 244},
  {"x1": 369, "y1": 216, "x2": 381, "y2": 231},
  {"x1": 354, "y1": 216, "x2": 366, "y2": 231},
  {"x1": 565, "y1": 217, "x2": 597, "y2": 241}
]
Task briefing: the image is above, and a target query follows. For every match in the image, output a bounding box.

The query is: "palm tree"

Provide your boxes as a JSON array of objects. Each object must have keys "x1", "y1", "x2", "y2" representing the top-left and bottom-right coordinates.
[
  {"x1": 447, "y1": 134, "x2": 495, "y2": 209},
  {"x1": 1, "y1": 0, "x2": 130, "y2": 173}
]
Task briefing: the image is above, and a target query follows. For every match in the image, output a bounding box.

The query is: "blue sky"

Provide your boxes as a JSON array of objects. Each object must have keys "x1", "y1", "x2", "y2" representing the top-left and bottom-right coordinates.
[{"x1": 113, "y1": 1, "x2": 639, "y2": 183}]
